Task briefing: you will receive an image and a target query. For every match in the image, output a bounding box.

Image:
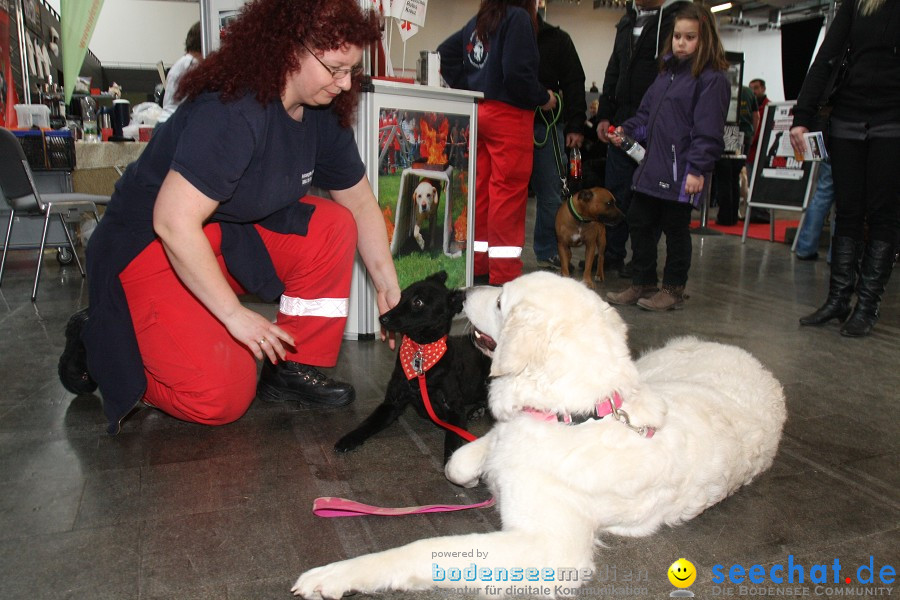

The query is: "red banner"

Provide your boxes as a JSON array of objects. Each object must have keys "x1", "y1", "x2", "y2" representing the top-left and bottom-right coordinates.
[{"x1": 0, "y1": 7, "x2": 19, "y2": 127}]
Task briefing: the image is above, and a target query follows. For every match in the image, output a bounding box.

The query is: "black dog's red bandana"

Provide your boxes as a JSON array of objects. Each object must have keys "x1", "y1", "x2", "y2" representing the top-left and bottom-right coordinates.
[
  {"x1": 399, "y1": 335, "x2": 448, "y2": 379},
  {"x1": 398, "y1": 335, "x2": 476, "y2": 443}
]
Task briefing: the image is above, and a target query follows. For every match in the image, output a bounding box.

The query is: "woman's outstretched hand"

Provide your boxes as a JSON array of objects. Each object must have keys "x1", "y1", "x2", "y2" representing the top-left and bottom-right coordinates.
[
  {"x1": 224, "y1": 306, "x2": 295, "y2": 363},
  {"x1": 377, "y1": 286, "x2": 402, "y2": 350}
]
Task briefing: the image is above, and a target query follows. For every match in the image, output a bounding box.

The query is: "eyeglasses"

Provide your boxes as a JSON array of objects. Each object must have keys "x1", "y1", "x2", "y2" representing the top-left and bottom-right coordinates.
[{"x1": 301, "y1": 42, "x2": 364, "y2": 80}]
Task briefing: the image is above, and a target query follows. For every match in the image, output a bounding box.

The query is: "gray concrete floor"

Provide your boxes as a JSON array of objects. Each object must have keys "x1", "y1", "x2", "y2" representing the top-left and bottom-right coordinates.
[{"x1": 0, "y1": 199, "x2": 897, "y2": 599}]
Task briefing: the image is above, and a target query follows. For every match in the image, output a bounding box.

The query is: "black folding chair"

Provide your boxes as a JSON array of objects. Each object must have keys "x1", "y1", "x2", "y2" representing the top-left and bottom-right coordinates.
[{"x1": 0, "y1": 128, "x2": 110, "y2": 300}]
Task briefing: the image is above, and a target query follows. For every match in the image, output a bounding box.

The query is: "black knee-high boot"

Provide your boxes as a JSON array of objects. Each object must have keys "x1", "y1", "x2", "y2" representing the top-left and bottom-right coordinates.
[
  {"x1": 799, "y1": 236, "x2": 863, "y2": 326},
  {"x1": 840, "y1": 239, "x2": 896, "y2": 337}
]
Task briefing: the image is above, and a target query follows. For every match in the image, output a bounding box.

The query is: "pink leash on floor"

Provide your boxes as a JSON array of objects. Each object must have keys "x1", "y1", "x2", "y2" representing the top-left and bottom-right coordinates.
[
  {"x1": 313, "y1": 336, "x2": 490, "y2": 518},
  {"x1": 313, "y1": 496, "x2": 495, "y2": 517}
]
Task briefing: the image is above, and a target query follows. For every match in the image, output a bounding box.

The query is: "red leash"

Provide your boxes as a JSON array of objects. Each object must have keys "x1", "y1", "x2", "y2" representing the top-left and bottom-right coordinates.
[
  {"x1": 400, "y1": 334, "x2": 477, "y2": 441},
  {"x1": 312, "y1": 335, "x2": 486, "y2": 517},
  {"x1": 416, "y1": 375, "x2": 477, "y2": 442}
]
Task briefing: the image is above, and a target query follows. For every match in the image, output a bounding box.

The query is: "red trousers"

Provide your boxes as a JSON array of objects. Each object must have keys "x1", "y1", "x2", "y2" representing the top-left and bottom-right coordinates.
[
  {"x1": 119, "y1": 197, "x2": 357, "y2": 425},
  {"x1": 473, "y1": 100, "x2": 535, "y2": 284}
]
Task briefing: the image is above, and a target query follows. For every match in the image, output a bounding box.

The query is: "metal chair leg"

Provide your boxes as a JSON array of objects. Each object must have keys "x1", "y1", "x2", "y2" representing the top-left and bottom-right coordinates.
[
  {"x1": 58, "y1": 213, "x2": 85, "y2": 277},
  {"x1": 32, "y1": 208, "x2": 52, "y2": 301},
  {"x1": 0, "y1": 208, "x2": 14, "y2": 287}
]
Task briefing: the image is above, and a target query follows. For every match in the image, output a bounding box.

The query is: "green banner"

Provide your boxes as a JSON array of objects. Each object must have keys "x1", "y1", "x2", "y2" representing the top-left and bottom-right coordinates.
[{"x1": 61, "y1": 0, "x2": 104, "y2": 104}]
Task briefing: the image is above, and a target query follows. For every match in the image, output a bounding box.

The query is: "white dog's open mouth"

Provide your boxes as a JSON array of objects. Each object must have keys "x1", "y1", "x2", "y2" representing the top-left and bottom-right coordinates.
[{"x1": 472, "y1": 328, "x2": 497, "y2": 355}]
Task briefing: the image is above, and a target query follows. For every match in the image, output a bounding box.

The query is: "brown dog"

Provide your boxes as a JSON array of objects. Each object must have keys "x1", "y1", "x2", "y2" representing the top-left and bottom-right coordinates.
[{"x1": 555, "y1": 186, "x2": 624, "y2": 289}]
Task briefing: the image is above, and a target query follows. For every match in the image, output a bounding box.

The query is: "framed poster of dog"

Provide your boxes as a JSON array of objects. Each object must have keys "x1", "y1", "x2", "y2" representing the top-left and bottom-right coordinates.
[
  {"x1": 345, "y1": 81, "x2": 481, "y2": 339},
  {"x1": 359, "y1": 81, "x2": 481, "y2": 293}
]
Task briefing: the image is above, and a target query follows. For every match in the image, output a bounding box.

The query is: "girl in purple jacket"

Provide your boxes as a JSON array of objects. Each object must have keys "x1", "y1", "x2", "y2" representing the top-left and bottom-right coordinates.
[{"x1": 606, "y1": 3, "x2": 729, "y2": 311}]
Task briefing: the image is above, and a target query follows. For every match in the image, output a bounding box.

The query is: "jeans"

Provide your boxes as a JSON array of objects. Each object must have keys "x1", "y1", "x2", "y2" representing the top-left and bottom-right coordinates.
[
  {"x1": 603, "y1": 145, "x2": 638, "y2": 263},
  {"x1": 795, "y1": 161, "x2": 834, "y2": 260},
  {"x1": 530, "y1": 119, "x2": 566, "y2": 261}
]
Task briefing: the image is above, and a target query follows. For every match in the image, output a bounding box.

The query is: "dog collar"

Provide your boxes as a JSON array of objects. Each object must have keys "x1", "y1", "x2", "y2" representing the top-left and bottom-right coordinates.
[
  {"x1": 522, "y1": 392, "x2": 622, "y2": 424},
  {"x1": 399, "y1": 335, "x2": 448, "y2": 380},
  {"x1": 523, "y1": 391, "x2": 655, "y2": 438},
  {"x1": 567, "y1": 196, "x2": 593, "y2": 224}
]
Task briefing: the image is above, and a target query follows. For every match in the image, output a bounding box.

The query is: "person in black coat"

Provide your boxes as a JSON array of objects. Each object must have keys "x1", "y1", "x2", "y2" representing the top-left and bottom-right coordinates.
[
  {"x1": 595, "y1": 0, "x2": 689, "y2": 277},
  {"x1": 790, "y1": 0, "x2": 900, "y2": 337},
  {"x1": 531, "y1": 12, "x2": 587, "y2": 268}
]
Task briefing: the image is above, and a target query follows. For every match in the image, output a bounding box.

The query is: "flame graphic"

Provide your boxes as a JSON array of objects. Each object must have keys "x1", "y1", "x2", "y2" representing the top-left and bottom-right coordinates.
[
  {"x1": 419, "y1": 114, "x2": 449, "y2": 164},
  {"x1": 454, "y1": 204, "x2": 467, "y2": 243}
]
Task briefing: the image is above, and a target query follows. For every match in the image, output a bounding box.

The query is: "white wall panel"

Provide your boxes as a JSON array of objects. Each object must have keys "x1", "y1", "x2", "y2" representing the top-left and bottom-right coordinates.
[{"x1": 45, "y1": 0, "x2": 200, "y2": 67}]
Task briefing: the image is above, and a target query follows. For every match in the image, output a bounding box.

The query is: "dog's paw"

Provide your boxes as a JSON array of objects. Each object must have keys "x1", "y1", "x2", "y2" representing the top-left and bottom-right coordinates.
[
  {"x1": 415, "y1": 234, "x2": 425, "y2": 250},
  {"x1": 333, "y1": 433, "x2": 364, "y2": 454},
  {"x1": 583, "y1": 277, "x2": 596, "y2": 290},
  {"x1": 292, "y1": 563, "x2": 353, "y2": 599},
  {"x1": 445, "y1": 450, "x2": 481, "y2": 488},
  {"x1": 293, "y1": 557, "x2": 385, "y2": 599}
]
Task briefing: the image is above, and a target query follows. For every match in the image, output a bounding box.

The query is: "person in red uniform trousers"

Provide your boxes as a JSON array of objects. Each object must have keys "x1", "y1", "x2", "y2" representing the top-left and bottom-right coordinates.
[
  {"x1": 438, "y1": 0, "x2": 556, "y2": 284},
  {"x1": 57, "y1": 0, "x2": 401, "y2": 434}
]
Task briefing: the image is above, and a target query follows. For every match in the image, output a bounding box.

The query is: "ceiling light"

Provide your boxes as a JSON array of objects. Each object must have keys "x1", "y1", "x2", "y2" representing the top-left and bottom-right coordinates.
[{"x1": 711, "y1": 2, "x2": 733, "y2": 13}]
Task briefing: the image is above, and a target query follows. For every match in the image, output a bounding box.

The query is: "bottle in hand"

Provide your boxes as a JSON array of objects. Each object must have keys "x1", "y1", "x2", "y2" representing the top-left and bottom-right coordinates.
[
  {"x1": 609, "y1": 126, "x2": 645, "y2": 164},
  {"x1": 568, "y1": 146, "x2": 582, "y2": 181}
]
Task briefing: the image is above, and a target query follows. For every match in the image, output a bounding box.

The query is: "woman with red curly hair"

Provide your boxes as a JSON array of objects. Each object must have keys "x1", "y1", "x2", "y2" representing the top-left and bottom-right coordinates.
[{"x1": 58, "y1": 0, "x2": 401, "y2": 434}]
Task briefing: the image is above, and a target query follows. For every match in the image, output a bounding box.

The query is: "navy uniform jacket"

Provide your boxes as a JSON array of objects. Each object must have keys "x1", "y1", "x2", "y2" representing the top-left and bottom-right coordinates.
[{"x1": 438, "y1": 6, "x2": 550, "y2": 110}]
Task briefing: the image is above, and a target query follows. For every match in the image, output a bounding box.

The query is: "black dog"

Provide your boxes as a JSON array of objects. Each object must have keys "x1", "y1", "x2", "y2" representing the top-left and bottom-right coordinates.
[{"x1": 334, "y1": 271, "x2": 491, "y2": 463}]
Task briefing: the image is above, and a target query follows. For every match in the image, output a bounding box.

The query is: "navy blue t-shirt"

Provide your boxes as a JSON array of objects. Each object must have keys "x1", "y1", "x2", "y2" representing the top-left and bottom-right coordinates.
[{"x1": 112, "y1": 92, "x2": 364, "y2": 225}]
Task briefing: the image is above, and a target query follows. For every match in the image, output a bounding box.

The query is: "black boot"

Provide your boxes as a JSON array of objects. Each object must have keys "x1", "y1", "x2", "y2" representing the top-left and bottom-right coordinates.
[
  {"x1": 58, "y1": 308, "x2": 98, "y2": 394},
  {"x1": 799, "y1": 236, "x2": 863, "y2": 326},
  {"x1": 840, "y1": 240, "x2": 896, "y2": 337},
  {"x1": 256, "y1": 361, "x2": 355, "y2": 406}
]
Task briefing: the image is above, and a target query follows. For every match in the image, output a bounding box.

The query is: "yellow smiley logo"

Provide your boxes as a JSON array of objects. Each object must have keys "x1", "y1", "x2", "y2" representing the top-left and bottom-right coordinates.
[{"x1": 668, "y1": 558, "x2": 697, "y2": 588}]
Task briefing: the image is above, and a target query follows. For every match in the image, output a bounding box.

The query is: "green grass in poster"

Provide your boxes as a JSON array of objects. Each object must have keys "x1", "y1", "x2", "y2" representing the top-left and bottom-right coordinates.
[{"x1": 378, "y1": 172, "x2": 469, "y2": 290}]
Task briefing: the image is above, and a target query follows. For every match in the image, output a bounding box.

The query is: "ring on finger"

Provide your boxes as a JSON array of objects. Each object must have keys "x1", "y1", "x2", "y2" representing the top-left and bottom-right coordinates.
[{"x1": 259, "y1": 338, "x2": 267, "y2": 346}]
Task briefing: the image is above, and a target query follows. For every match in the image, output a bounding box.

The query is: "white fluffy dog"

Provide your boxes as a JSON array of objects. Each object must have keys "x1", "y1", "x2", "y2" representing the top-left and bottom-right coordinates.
[{"x1": 293, "y1": 272, "x2": 786, "y2": 599}]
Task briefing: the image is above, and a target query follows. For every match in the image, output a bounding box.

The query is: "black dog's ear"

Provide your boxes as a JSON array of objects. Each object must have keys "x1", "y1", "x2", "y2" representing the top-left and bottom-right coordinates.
[
  {"x1": 427, "y1": 270, "x2": 449, "y2": 286},
  {"x1": 448, "y1": 289, "x2": 466, "y2": 316}
]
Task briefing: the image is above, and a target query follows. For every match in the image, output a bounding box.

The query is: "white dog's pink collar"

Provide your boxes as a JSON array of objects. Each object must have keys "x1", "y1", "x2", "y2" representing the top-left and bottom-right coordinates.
[
  {"x1": 522, "y1": 392, "x2": 622, "y2": 424},
  {"x1": 522, "y1": 391, "x2": 656, "y2": 438}
]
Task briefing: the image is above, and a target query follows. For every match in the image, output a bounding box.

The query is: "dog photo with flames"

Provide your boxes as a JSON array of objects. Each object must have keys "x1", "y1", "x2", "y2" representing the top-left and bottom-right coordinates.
[{"x1": 377, "y1": 108, "x2": 472, "y2": 290}]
